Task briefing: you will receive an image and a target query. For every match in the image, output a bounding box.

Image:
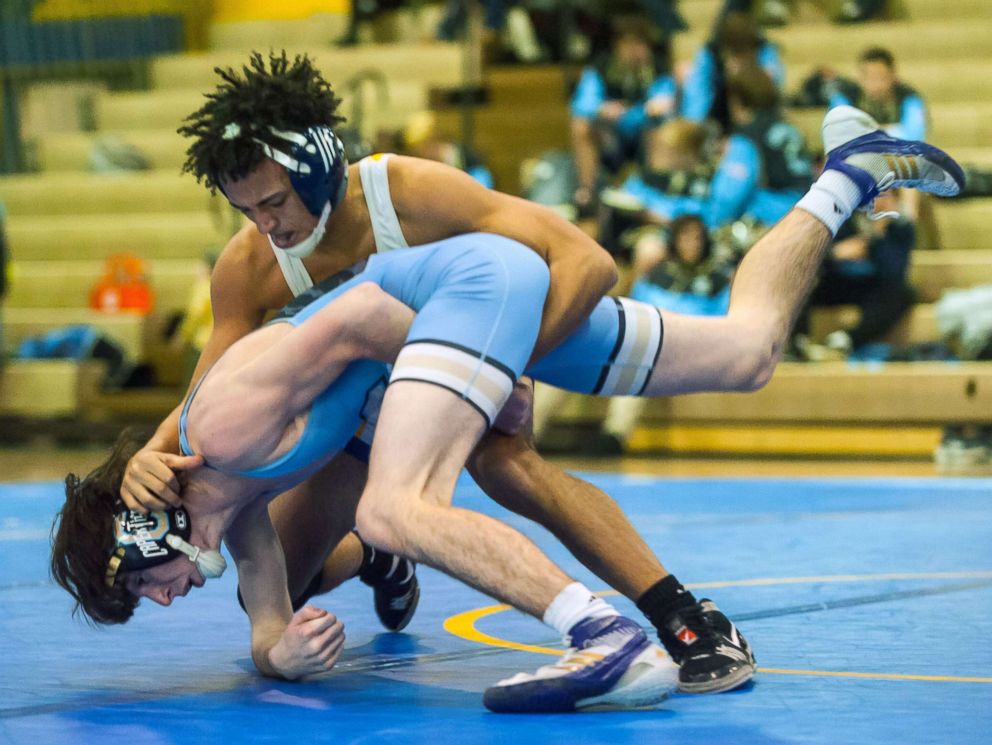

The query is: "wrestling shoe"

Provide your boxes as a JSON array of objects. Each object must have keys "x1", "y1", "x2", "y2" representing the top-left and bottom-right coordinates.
[
  {"x1": 821, "y1": 105, "x2": 965, "y2": 212},
  {"x1": 357, "y1": 541, "x2": 420, "y2": 632},
  {"x1": 483, "y1": 615, "x2": 679, "y2": 713},
  {"x1": 659, "y1": 599, "x2": 756, "y2": 694}
]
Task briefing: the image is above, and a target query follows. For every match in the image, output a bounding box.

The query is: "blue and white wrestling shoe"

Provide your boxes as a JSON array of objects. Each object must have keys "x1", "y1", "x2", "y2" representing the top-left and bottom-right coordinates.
[
  {"x1": 482, "y1": 616, "x2": 679, "y2": 713},
  {"x1": 822, "y1": 105, "x2": 965, "y2": 209}
]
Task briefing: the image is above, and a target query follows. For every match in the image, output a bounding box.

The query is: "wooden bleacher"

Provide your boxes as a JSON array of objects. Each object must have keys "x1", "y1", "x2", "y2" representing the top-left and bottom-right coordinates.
[
  {"x1": 148, "y1": 43, "x2": 477, "y2": 91},
  {"x1": 541, "y1": 362, "x2": 992, "y2": 457}
]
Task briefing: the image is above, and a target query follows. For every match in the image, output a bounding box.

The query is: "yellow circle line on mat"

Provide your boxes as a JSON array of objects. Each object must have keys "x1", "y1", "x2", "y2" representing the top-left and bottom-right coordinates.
[{"x1": 443, "y1": 571, "x2": 992, "y2": 679}]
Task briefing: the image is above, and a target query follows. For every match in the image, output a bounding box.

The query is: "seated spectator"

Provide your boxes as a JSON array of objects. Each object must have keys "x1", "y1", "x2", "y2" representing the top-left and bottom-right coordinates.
[
  {"x1": 793, "y1": 189, "x2": 917, "y2": 360},
  {"x1": 598, "y1": 118, "x2": 715, "y2": 266},
  {"x1": 827, "y1": 47, "x2": 936, "y2": 246},
  {"x1": 828, "y1": 47, "x2": 927, "y2": 141},
  {"x1": 601, "y1": 65, "x2": 811, "y2": 258},
  {"x1": 570, "y1": 15, "x2": 677, "y2": 216},
  {"x1": 699, "y1": 64, "x2": 813, "y2": 228},
  {"x1": 401, "y1": 112, "x2": 494, "y2": 188},
  {"x1": 608, "y1": 118, "x2": 715, "y2": 224},
  {"x1": 680, "y1": 11, "x2": 784, "y2": 133}
]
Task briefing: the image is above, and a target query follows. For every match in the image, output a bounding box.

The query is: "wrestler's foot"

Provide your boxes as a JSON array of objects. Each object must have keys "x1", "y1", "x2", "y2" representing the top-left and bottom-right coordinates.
[
  {"x1": 659, "y1": 599, "x2": 756, "y2": 694},
  {"x1": 483, "y1": 616, "x2": 678, "y2": 713},
  {"x1": 821, "y1": 105, "x2": 965, "y2": 211},
  {"x1": 358, "y1": 541, "x2": 420, "y2": 632}
]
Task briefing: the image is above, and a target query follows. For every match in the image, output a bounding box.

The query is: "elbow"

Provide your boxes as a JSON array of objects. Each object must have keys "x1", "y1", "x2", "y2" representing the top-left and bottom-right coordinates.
[
  {"x1": 586, "y1": 249, "x2": 619, "y2": 295},
  {"x1": 729, "y1": 335, "x2": 780, "y2": 392},
  {"x1": 338, "y1": 282, "x2": 406, "y2": 360}
]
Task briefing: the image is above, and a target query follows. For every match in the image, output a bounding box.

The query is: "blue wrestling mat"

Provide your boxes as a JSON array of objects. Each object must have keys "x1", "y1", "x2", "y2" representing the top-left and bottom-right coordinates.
[{"x1": 2, "y1": 473, "x2": 991, "y2": 744}]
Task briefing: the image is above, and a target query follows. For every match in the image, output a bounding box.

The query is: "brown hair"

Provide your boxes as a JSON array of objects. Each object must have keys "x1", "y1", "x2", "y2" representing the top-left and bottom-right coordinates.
[
  {"x1": 650, "y1": 119, "x2": 708, "y2": 156},
  {"x1": 727, "y1": 64, "x2": 779, "y2": 113},
  {"x1": 717, "y1": 12, "x2": 762, "y2": 55},
  {"x1": 859, "y1": 46, "x2": 895, "y2": 69},
  {"x1": 50, "y1": 429, "x2": 145, "y2": 624}
]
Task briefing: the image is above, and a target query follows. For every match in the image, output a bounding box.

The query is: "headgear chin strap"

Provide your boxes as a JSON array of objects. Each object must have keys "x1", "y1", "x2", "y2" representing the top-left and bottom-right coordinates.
[
  {"x1": 165, "y1": 534, "x2": 228, "y2": 579},
  {"x1": 105, "y1": 507, "x2": 226, "y2": 588},
  {"x1": 222, "y1": 124, "x2": 349, "y2": 260},
  {"x1": 271, "y1": 200, "x2": 332, "y2": 259}
]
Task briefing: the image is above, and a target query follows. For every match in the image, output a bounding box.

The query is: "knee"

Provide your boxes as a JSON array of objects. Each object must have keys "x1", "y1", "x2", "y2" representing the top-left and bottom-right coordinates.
[{"x1": 354, "y1": 496, "x2": 410, "y2": 557}]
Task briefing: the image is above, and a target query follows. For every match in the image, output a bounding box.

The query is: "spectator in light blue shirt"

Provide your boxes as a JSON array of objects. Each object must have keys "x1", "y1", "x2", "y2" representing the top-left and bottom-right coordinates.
[
  {"x1": 618, "y1": 66, "x2": 811, "y2": 232},
  {"x1": 827, "y1": 47, "x2": 927, "y2": 142},
  {"x1": 680, "y1": 11, "x2": 784, "y2": 134},
  {"x1": 570, "y1": 15, "x2": 677, "y2": 216}
]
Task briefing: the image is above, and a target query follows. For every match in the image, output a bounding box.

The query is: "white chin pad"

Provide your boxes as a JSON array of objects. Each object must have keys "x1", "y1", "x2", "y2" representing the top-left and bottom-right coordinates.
[
  {"x1": 271, "y1": 200, "x2": 332, "y2": 259},
  {"x1": 165, "y1": 534, "x2": 228, "y2": 579}
]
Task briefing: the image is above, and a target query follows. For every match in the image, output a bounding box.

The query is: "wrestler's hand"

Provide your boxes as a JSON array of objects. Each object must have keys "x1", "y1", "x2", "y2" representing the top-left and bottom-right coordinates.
[
  {"x1": 120, "y1": 449, "x2": 204, "y2": 513},
  {"x1": 493, "y1": 376, "x2": 535, "y2": 436},
  {"x1": 269, "y1": 606, "x2": 346, "y2": 680}
]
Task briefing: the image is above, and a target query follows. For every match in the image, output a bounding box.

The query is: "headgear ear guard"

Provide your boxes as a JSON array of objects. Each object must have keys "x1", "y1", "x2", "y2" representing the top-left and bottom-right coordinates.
[
  {"x1": 219, "y1": 123, "x2": 349, "y2": 260},
  {"x1": 105, "y1": 507, "x2": 227, "y2": 588}
]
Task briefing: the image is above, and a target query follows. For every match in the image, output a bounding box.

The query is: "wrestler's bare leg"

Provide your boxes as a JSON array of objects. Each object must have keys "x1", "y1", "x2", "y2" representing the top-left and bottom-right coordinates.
[
  {"x1": 469, "y1": 425, "x2": 668, "y2": 602},
  {"x1": 355, "y1": 383, "x2": 570, "y2": 616},
  {"x1": 643, "y1": 209, "x2": 832, "y2": 396}
]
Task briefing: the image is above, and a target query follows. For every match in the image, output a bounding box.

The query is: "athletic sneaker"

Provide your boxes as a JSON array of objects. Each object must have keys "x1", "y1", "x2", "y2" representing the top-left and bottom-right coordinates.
[
  {"x1": 659, "y1": 599, "x2": 756, "y2": 694},
  {"x1": 934, "y1": 425, "x2": 992, "y2": 474},
  {"x1": 483, "y1": 615, "x2": 679, "y2": 713},
  {"x1": 358, "y1": 545, "x2": 420, "y2": 632},
  {"x1": 821, "y1": 105, "x2": 965, "y2": 212}
]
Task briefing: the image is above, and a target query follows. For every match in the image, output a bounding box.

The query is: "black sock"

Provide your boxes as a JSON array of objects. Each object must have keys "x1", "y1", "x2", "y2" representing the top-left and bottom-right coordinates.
[
  {"x1": 636, "y1": 575, "x2": 697, "y2": 629},
  {"x1": 356, "y1": 532, "x2": 405, "y2": 584}
]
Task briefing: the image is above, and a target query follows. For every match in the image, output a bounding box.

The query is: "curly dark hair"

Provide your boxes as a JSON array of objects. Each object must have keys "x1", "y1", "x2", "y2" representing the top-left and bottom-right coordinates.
[
  {"x1": 178, "y1": 50, "x2": 345, "y2": 191},
  {"x1": 50, "y1": 429, "x2": 145, "y2": 625}
]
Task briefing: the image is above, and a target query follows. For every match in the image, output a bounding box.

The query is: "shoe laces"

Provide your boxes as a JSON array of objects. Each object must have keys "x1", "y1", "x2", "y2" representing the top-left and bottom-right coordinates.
[
  {"x1": 543, "y1": 648, "x2": 607, "y2": 675},
  {"x1": 863, "y1": 201, "x2": 900, "y2": 222}
]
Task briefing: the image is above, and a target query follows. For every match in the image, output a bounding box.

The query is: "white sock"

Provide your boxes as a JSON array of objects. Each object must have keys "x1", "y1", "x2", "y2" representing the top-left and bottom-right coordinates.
[
  {"x1": 795, "y1": 169, "x2": 865, "y2": 236},
  {"x1": 543, "y1": 582, "x2": 619, "y2": 642}
]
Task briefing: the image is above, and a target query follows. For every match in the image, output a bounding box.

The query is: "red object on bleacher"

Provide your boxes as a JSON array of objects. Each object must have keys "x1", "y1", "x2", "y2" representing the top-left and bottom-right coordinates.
[{"x1": 88, "y1": 253, "x2": 155, "y2": 314}]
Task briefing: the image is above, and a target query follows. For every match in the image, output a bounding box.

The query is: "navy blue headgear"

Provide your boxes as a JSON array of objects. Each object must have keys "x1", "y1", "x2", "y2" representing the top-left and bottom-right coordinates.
[
  {"x1": 217, "y1": 123, "x2": 350, "y2": 259},
  {"x1": 105, "y1": 506, "x2": 227, "y2": 587},
  {"x1": 105, "y1": 508, "x2": 191, "y2": 587},
  {"x1": 219, "y1": 123, "x2": 349, "y2": 216}
]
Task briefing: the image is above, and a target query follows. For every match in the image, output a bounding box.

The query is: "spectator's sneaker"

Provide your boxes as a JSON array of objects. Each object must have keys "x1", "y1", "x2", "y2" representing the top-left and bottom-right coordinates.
[
  {"x1": 934, "y1": 426, "x2": 991, "y2": 473},
  {"x1": 659, "y1": 599, "x2": 756, "y2": 694},
  {"x1": 483, "y1": 616, "x2": 678, "y2": 713},
  {"x1": 822, "y1": 106, "x2": 965, "y2": 212},
  {"x1": 358, "y1": 545, "x2": 420, "y2": 632}
]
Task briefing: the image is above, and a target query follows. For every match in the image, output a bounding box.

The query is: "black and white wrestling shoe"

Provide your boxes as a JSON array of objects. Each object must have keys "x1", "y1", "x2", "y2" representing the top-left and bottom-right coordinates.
[
  {"x1": 357, "y1": 539, "x2": 420, "y2": 632},
  {"x1": 659, "y1": 598, "x2": 756, "y2": 694}
]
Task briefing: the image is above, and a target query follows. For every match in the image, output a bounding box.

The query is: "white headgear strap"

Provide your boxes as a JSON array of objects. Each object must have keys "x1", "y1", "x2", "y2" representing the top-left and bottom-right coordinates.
[
  {"x1": 268, "y1": 199, "x2": 332, "y2": 259},
  {"x1": 165, "y1": 534, "x2": 228, "y2": 579}
]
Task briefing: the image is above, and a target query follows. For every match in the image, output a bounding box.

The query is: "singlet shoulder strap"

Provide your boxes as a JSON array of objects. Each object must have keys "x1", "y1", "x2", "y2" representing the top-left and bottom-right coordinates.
[
  {"x1": 271, "y1": 244, "x2": 315, "y2": 297},
  {"x1": 358, "y1": 153, "x2": 409, "y2": 253}
]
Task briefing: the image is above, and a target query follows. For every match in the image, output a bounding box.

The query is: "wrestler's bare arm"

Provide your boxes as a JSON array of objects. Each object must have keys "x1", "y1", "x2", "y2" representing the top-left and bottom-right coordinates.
[
  {"x1": 120, "y1": 230, "x2": 270, "y2": 511},
  {"x1": 226, "y1": 499, "x2": 345, "y2": 680},
  {"x1": 186, "y1": 283, "x2": 414, "y2": 470},
  {"x1": 389, "y1": 156, "x2": 618, "y2": 360}
]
